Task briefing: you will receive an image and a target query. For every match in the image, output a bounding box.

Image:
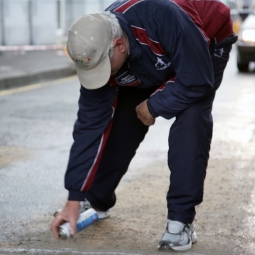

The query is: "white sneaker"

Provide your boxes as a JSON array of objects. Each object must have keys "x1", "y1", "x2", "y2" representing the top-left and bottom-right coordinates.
[
  {"x1": 80, "y1": 199, "x2": 110, "y2": 220},
  {"x1": 54, "y1": 199, "x2": 110, "y2": 220},
  {"x1": 158, "y1": 220, "x2": 197, "y2": 251}
]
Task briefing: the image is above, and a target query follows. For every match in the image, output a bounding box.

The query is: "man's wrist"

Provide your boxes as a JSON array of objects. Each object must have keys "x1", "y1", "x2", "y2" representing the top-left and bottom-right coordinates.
[{"x1": 147, "y1": 99, "x2": 158, "y2": 118}]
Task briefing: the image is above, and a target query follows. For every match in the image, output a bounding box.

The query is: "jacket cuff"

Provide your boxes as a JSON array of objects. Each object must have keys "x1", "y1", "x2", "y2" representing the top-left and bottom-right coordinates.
[
  {"x1": 147, "y1": 99, "x2": 159, "y2": 118},
  {"x1": 68, "y1": 190, "x2": 86, "y2": 201}
]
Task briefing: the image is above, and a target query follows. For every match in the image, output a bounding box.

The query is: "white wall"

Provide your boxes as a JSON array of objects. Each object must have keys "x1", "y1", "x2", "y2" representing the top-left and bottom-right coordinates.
[
  {"x1": 30, "y1": 0, "x2": 57, "y2": 45},
  {"x1": 0, "y1": 0, "x2": 122, "y2": 46},
  {"x1": 0, "y1": 0, "x2": 3, "y2": 45},
  {"x1": 3, "y1": 0, "x2": 30, "y2": 45},
  {"x1": 65, "y1": 0, "x2": 115, "y2": 35}
]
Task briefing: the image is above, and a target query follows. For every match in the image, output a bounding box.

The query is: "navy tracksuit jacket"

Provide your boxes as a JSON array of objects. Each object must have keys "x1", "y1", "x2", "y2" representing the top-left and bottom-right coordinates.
[{"x1": 65, "y1": 0, "x2": 237, "y2": 223}]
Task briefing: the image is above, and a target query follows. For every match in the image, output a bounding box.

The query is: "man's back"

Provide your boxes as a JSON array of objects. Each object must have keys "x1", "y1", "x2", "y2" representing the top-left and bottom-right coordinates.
[
  {"x1": 173, "y1": 0, "x2": 233, "y2": 42},
  {"x1": 107, "y1": 0, "x2": 233, "y2": 43}
]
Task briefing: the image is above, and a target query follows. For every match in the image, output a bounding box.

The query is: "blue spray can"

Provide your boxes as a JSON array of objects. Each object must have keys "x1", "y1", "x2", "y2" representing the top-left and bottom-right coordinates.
[{"x1": 58, "y1": 208, "x2": 98, "y2": 239}]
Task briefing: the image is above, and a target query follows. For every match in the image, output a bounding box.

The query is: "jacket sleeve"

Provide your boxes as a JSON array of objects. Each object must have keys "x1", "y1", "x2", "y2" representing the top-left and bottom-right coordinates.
[
  {"x1": 147, "y1": 3, "x2": 214, "y2": 119},
  {"x1": 65, "y1": 84, "x2": 117, "y2": 201}
]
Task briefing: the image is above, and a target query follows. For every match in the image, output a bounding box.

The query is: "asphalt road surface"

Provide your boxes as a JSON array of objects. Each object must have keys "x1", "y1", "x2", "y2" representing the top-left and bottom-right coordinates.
[{"x1": 0, "y1": 47, "x2": 255, "y2": 255}]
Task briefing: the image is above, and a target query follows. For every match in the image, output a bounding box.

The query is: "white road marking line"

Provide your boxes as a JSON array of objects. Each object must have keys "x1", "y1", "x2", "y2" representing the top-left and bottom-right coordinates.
[
  {"x1": 0, "y1": 248, "x2": 206, "y2": 255},
  {"x1": 0, "y1": 248, "x2": 142, "y2": 254}
]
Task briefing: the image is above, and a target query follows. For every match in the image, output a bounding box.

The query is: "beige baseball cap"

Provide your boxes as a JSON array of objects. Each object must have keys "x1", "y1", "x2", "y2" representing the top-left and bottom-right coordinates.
[{"x1": 66, "y1": 13, "x2": 112, "y2": 89}]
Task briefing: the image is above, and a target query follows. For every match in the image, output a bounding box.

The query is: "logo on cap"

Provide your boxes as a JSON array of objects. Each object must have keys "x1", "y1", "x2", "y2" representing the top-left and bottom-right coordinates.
[{"x1": 72, "y1": 57, "x2": 92, "y2": 67}]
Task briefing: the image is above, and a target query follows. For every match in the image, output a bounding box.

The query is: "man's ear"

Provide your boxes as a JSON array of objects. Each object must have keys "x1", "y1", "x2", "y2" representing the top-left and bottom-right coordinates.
[{"x1": 113, "y1": 38, "x2": 125, "y2": 52}]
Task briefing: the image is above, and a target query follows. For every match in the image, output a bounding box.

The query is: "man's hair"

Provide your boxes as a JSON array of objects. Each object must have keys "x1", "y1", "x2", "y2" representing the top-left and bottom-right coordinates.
[{"x1": 100, "y1": 11, "x2": 123, "y2": 58}]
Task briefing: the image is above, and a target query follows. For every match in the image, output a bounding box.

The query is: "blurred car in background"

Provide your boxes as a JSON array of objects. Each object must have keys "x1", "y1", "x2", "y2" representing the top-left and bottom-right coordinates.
[
  {"x1": 238, "y1": 8, "x2": 253, "y2": 21},
  {"x1": 236, "y1": 11, "x2": 255, "y2": 71}
]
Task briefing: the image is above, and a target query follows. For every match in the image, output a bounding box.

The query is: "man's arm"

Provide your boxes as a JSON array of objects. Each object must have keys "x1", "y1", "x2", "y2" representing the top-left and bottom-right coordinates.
[
  {"x1": 65, "y1": 84, "x2": 117, "y2": 200},
  {"x1": 51, "y1": 84, "x2": 117, "y2": 238},
  {"x1": 147, "y1": 2, "x2": 214, "y2": 120}
]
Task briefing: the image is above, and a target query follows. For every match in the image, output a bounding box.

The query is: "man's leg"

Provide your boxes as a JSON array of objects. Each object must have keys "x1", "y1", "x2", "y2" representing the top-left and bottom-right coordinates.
[
  {"x1": 166, "y1": 34, "x2": 236, "y2": 222},
  {"x1": 167, "y1": 93, "x2": 215, "y2": 223},
  {"x1": 166, "y1": 35, "x2": 236, "y2": 222},
  {"x1": 85, "y1": 86, "x2": 157, "y2": 211},
  {"x1": 157, "y1": 93, "x2": 215, "y2": 251},
  {"x1": 158, "y1": 34, "x2": 236, "y2": 251}
]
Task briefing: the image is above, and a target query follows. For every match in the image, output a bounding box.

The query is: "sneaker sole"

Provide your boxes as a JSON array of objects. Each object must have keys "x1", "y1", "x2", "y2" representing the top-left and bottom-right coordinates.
[
  {"x1": 158, "y1": 239, "x2": 192, "y2": 251},
  {"x1": 158, "y1": 233, "x2": 196, "y2": 251},
  {"x1": 97, "y1": 211, "x2": 110, "y2": 220}
]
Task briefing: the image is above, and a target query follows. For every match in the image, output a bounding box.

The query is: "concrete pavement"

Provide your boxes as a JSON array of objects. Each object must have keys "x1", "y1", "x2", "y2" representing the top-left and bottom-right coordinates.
[{"x1": 0, "y1": 45, "x2": 76, "y2": 90}]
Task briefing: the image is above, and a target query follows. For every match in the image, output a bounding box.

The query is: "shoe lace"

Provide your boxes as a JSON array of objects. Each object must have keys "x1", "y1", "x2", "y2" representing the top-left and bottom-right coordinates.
[
  {"x1": 80, "y1": 199, "x2": 91, "y2": 212},
  {"x1": 167, "y1": 221, "x2": 185, "y2": 234},
  {"x1": 166, "y1": 221, "x2": 192, "y2": 235}
]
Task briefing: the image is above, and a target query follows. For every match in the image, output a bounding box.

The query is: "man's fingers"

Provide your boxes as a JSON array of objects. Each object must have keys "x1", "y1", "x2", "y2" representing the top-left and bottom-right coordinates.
[
  {"x1": 136, "y1": 112, "x2": 155, "y2": 126},
  {"x1": 69, "y1": 218, "x2": 77, "y2": 236},
  {"x1": 135, "y1": 100, "x2": 155, "y2": 126},
  {"x1": 51, "y1": 201, "x2": 80, "y2": 239},
  {"x1": 51, "y1": 215, "x2": 64, "y2": 239},
  {"x1": 148, "y1": 118, "x2": 155, "y2": 126},
  {"x1": 143, "y1": 118, "x2": 155, "y2": 126}
]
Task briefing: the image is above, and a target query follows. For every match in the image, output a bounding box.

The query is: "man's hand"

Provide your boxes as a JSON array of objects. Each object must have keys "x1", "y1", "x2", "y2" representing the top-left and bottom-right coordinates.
[
  {"x1": 51, "y1": 200, "x2": 80, "y2": 239},
  {"x1": 136, "y1": 99, "x2": 155, "y2": 126}
]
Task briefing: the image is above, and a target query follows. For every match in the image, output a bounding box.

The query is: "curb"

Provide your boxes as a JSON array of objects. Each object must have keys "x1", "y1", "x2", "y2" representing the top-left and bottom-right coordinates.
[{"x1": 0, "y1": 66, "x2": 76, "y2": 90}]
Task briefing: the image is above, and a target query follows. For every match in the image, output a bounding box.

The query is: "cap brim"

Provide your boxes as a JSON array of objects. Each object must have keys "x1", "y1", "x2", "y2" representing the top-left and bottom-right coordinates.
[{"x1": 75, "y1": 56, "x2": 111, "y2": 90}]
